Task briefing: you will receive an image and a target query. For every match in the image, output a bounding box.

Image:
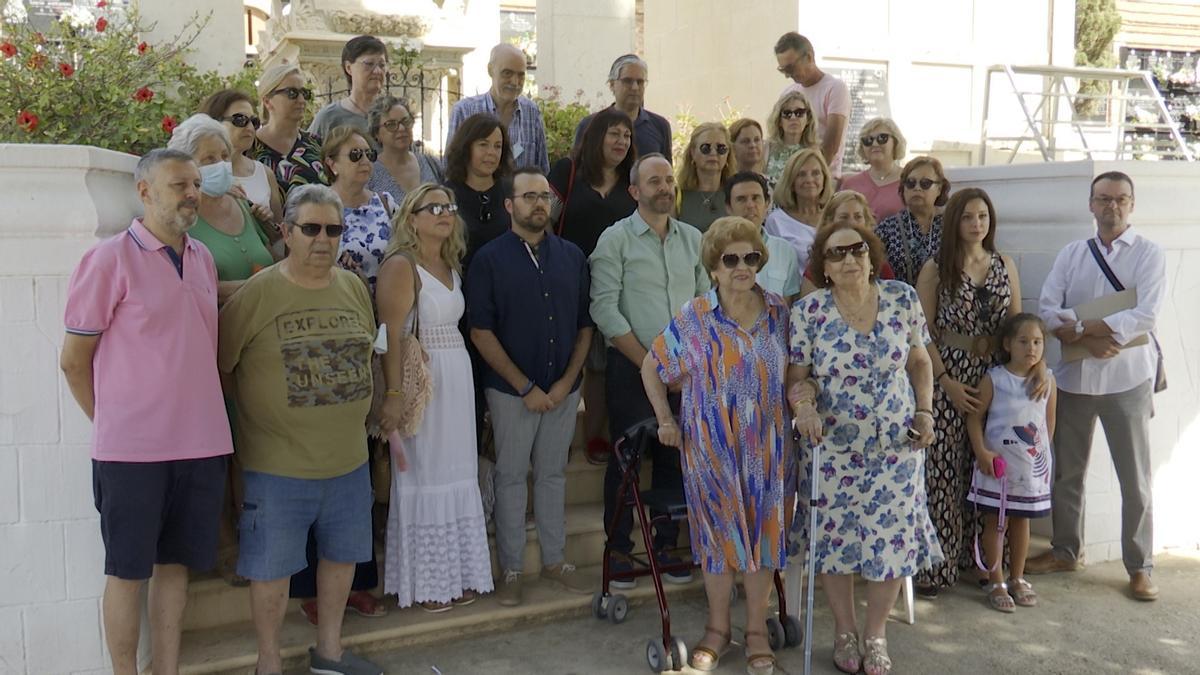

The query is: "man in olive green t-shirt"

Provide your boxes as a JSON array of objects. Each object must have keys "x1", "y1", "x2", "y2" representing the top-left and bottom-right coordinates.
[{"x1": 217, "y1": 185, "x2": 383, "y2": 675}]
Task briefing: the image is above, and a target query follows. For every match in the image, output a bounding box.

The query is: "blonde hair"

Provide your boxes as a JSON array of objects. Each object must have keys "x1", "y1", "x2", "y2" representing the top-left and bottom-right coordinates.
[
  {"x1": 257, "y1": 62, "x2": 305, "y2": 123},
  {"x1": 677, "y1": 122, "x2": 735, "y2": 192},
  {"x1": 771, "y1": 148, "x2": 834, "y2": 212},
  {"x1": 385, "y1": 183, "x2": 468, "y2": 274},
  {"x1": 766, "y1": 90, "x2": 816, "y2": 147},
  {"x1": 819, "y1": 190, "x2": 876, "y2": 231},
  {"x1": 856, "y1": 116, "x2": 907, "y2": 163},
  {"x1": 319, "y1": 126, "x2": 369, "y2": 181},
  {"x1": 701, "y1": 216, "x2": 769, "y2": 275}
]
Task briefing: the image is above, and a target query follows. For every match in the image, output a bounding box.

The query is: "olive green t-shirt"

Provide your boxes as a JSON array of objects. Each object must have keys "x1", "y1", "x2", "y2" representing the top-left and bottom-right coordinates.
[{"x1": 217, "y1": 265, "x2": 375, "y2": 479}]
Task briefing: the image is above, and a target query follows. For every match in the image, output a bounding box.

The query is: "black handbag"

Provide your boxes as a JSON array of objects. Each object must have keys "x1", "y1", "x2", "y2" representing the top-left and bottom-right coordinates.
[{"x1": 1085, "y1": 239, "x2": 1166, "y2": 393}]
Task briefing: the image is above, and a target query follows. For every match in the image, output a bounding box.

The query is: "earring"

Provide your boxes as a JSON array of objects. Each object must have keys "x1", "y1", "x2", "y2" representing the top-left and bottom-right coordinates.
[{"x1": 824, "y1": 275, "x2": 831, "y2": 284}]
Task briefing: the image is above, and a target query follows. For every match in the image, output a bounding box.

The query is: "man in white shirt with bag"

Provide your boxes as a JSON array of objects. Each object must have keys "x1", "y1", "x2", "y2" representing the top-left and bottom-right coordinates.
[{"x1": 1028, "y1": 171, "x2": 1166, "y2": 602}]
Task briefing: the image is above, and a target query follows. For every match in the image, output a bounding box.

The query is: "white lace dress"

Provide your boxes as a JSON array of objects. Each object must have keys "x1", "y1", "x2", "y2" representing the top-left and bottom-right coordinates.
[{"x1": 385, "y1": 266, "x2": 494, "y2": 607}]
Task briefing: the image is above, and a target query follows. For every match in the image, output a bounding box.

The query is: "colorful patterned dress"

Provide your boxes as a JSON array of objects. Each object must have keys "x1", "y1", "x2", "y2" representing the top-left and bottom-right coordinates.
[
  {"x1": 652, "y1": 288, "x2": 793, "y2": 574},
  {"x1": 919, "y1": 253, "x2": 1012, "y2": 589},
  {"x1": 339, "y1": 192, "x2": 395, "y2": 293},
  {"x1": 251, "y1": 131, "x2": 331, "y2": 197},
  {"x1": 787, "y1": 280, "x2": 943, "y2": 580}
]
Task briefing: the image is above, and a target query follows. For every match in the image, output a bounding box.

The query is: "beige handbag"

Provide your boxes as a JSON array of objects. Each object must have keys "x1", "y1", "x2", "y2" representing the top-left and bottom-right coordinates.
[{"x1": 367, "y1": 251, "x2": 434, "y2": 439}]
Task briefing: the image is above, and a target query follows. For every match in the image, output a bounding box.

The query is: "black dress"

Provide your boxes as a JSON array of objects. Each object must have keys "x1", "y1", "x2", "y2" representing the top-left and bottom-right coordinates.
[
  {"x1": 446, "y1": 179, "x2": 511, "y2": 273},
  {"x1": 548, "y1": 158, "x2": 636, "y2": 257}
]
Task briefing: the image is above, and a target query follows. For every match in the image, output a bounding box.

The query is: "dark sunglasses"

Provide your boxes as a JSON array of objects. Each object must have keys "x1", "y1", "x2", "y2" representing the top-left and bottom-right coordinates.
[
  {"x1": 903, "y1": 178, "x2": 940, "y2": 190},
  {"x1": 414, "y1": 202, "x2": 458, "y2": 216},
  {"x1": 381, "y1": 117, "x2": 414, "y2": 131},
  {"x1": 699, "y1": 143, "x2": 729, "y2": 156},
  {"x1": 270, "y1": 86, "x2": 314, "y2": 101},
  {"x1": 294, "y1": 223, "x2": 345, "y2": 238},
  {"x1": 478, "y1": 193, "x2": 492, "y2": 224},
  {"x1": 345, "y1": 148, "x2": 378, "y2": 163},
  {"x1": 223, "y1": 113, "x2": 261, "y2": 129},
  {"x1": 824, "y1": 241, "x2": 870, "y2": 262},
  {"x1": 780, "y1": 108, "x2": 808, "y2": 120},
  {"x1": 860, "y1": 133, "x2": 891, "y2": 147},
  {"x1": 720, "y1": 251, "x2": 763, "y2": 269}
]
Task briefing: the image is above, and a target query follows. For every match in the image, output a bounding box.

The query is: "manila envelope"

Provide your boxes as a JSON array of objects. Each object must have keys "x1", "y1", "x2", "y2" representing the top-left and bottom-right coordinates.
[{"x1": 1061, "y1": 288, "x2": 1149, "y2": 362}]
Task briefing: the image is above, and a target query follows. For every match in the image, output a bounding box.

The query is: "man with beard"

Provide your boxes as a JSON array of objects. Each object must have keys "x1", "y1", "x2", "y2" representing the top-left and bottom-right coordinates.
[
  {"x1": 589, "y1": 153, "x2": 709, "y2": 587},
  {"x1": 60, "y1": 148, "x2": 233, "y2": 675},
  {"x1": 449, "y1": 43, "x2": 550, "y2": 172},
  {"x1": 574, "y1": 54, "x2": 672, "y2": 160},
  {"x1": 1030, "y1": 171, "x2": 1166, "y2": 603},
  {"x1": 467, "y1": 168, "x2": 595, "y2": 606}
]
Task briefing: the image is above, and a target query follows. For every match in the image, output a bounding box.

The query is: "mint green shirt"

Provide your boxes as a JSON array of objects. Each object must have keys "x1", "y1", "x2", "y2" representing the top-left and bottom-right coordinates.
[
  {"x1": 588, "y1": 210, "x2": 710, "y2": 350},
  {"x1": 758, "y1": 230, "x2": 802, "y2": 298}
]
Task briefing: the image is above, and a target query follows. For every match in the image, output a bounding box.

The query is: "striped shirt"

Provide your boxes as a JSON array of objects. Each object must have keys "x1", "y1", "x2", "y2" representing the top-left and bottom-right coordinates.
[{"x1": 447, "y1": 92, "x2": 550, "y2": 173}]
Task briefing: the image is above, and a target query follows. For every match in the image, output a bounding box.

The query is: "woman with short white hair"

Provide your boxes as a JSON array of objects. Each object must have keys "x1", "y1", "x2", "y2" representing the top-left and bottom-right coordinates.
[{"x1": 839, "y1": 117, "x2": 907, "y2": 221}]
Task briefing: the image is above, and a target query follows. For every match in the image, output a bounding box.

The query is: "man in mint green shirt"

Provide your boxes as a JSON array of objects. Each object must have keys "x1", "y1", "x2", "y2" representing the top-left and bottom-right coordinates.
[{"x1": 588, "y1": 153, "x2": 708, "y2": 587}]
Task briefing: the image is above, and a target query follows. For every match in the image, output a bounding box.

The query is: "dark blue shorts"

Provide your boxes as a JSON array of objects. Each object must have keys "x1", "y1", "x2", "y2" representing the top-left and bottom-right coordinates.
[{"x1": 92, "y1": 455, "x2": 229, "y2": 580}]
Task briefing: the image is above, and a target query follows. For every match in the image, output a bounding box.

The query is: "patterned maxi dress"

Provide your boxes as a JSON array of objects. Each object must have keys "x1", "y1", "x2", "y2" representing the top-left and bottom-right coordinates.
[
  {"x1": 651, "y1": 289, "x2": 794, "y2": 573},
  {"x1": 787, "y1": 281, "x2": 943, "y2": 579},
  {"x1": 917, "y1": 253, "x2": 1012, "y2": 590}
]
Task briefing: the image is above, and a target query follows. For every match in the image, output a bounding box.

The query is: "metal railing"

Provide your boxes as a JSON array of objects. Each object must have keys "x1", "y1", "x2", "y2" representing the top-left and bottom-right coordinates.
[{"x1": 979, "y1": 64, "x2": 1195, "y2": 164}]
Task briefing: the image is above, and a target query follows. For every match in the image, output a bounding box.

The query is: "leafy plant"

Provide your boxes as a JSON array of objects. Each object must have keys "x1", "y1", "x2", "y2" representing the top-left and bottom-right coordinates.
[
  {"x1": 1, "y1": 4, "x2": 260, "y2": 155},
  {"x1": 534, "y1": 84, "x2": 592, "y2": 164},
  {"x1": 1074, "y1": 0, "x2": 1122, "y2": 116},
  {"x1": 672, "y1": 97, "x2": 744, "y2": 165}
]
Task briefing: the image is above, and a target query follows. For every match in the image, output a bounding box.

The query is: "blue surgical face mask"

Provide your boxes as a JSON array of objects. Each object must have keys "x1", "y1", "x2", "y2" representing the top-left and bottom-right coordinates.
[{"x1": 199, "y1": 161, "x2": 234, "y2": 197}]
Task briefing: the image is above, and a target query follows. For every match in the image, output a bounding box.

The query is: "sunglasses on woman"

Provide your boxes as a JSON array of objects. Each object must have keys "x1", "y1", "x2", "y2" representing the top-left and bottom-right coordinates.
[
  {"x1": 860, "y1": 133, "x2": 891, "y2": 147},
  {"x1": 414, "y1": 202, "x2": 458, "y2": 216},
  {"x1": 222, "y1": 113, "x2": 261, "y2": 129},
  {"x1": 720, "y1": 251, "x2": 763, "y2": 269},
  {"x1": 824, "y1": 241, "x2": 869, "y2": 262},
  {"x1": 345, "y1": 148, "x2": 378, "y2": 163},
  {"x1": 478, "y1": 193, "x2": 493, "y2": 223},
  {"x1": 780, "y1": 108, "x2": 808, "y2": 120},
  {"x1": 903, "y1": 178, "x2": 940, "y2": 190},
  {"x1": 295, "y1": 223, "x2": 345, "y2": 237},
  {"x1": 270, "y1": 86, "x2": 314, "y2": 101},
  {"x1": 699, "y1": 143, "x2": 729, "y2": 156}
]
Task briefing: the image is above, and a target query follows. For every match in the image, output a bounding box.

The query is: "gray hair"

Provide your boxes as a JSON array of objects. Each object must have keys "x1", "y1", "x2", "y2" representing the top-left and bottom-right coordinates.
[
  {"x1": 283, "y1": 184, "x2": 345, "y2": 225},
  {"x1": 774, "y1": 32, "x2": 813, "y2": 56},
  {"x1": 166, "y1": 113, "x2": 232, "y2": 158},
  {"x1": 607, "y1": 53, "x2": 649, "y2": 82},
  {"x1": 630, "y1": 152, "x2": 668, "y2": 185},
  {"x1": 367, "y1": 94, "x2": 412, "y2": 144},
  {"x1": 134, "y1": 148, "x2": 195, "y2": 184}
]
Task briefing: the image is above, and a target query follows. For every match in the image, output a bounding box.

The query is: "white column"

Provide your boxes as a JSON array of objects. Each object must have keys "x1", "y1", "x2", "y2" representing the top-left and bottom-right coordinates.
[
  {"x1": 136, "y1": 0, "x2": 247, "y2": 76},
  {"x1": 536, "y1": 0, "x2": 636, "y2": 109}
]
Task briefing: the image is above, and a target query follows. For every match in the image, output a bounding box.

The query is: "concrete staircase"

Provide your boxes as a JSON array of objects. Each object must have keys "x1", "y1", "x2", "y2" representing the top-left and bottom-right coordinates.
[{"x1": 172, "y1": 416, "x2": 704, "y2": 674}]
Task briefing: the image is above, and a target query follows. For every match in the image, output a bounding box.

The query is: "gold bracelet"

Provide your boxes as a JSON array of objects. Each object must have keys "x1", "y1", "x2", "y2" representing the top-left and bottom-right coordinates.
[{"x1": 385, "y1": 389, "x2": 403, "y2": 397}]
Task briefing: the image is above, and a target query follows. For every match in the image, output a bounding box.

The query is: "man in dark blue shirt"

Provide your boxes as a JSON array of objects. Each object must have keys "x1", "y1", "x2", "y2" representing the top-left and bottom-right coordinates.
[
  {"x1": 573, "y1": 54, "x2": 672, "y2": 161},
  {"x1": 467, "y1": 167, "x2": 594, "y2": 606}
]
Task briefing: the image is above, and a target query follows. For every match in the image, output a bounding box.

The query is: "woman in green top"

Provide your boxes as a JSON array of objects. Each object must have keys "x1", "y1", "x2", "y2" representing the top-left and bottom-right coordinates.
[
  {"x1": 764, "y1": 90, "x2": 818, "y2": 192},
  {"x1": 169, "y1": 114, "x2": 279, "y2": 304}
]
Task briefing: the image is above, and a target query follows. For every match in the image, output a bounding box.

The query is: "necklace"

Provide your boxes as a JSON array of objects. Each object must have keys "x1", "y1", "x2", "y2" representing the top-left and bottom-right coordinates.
[
  {"x1": 343, "y1": 96, "x2": 368, "y2": 116},
  {"x1": 869, "y1": 166, "x2": 899, "y2": 183},
  {"x1": 699, "y1": 190, "x2": 722, "y2": 214},
  {"x1": 832, "y1": 285, "x2": 878, "y2": 327}
]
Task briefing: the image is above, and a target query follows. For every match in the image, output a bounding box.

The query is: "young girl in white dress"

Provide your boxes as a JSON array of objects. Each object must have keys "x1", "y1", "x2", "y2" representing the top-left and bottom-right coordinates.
[{"x1": 966, "y1": 313, "x2": 1056, "y2": 613}]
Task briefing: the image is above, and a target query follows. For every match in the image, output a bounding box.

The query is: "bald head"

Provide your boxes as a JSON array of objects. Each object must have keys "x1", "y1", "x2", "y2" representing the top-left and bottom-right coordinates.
[{"x1": 488, "y1": 43, "x2": 527, "y2": 105}]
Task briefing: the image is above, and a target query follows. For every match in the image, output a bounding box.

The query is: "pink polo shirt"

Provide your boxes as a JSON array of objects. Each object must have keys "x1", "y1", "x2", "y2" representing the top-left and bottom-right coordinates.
[{"x1": 64, "y1": 219, "x2": 233, "y2": 462}]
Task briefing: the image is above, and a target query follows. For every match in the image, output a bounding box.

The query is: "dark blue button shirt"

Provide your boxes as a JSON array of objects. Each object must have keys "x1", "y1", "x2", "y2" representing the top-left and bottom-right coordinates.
[
  {"x1": 574, "y1": 106, "x2": 673, "y2": 161},
  {"x1": 466, "y1": 230, "x2": 593, "y2": 397}
]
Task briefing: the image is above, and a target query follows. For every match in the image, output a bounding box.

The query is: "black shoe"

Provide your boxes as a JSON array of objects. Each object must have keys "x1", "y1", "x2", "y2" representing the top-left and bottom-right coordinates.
[{"x1": 657, "y1": 552, "x2": 693, "y2": 584}]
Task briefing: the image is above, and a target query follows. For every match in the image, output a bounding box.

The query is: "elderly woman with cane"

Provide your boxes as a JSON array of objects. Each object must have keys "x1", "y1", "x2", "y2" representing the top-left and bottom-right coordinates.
[
  {"x1": 642, "y1": 217, "x2": 793, "y2": 675},
  {"x1": 786, "y1": 221, "x2": 943, "y2": 675}
]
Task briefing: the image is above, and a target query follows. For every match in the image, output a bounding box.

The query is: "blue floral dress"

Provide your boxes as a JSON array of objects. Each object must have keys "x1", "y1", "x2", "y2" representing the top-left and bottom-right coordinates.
[
  {"x1": 339, "y1": 192, "x2": 394, "y2": 293},
  {"x1": 787, "y1": 280, "x2": 944, "y2": 580}
]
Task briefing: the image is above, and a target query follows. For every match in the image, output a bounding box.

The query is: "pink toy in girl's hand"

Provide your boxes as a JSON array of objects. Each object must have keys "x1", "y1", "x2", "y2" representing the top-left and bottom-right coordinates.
[
  {"x1": 993, "y1": 455, "x2": 1006, "y2": 479},
  {"x1": 388, "y1": 430, "x2": 408, "y2": 472}
]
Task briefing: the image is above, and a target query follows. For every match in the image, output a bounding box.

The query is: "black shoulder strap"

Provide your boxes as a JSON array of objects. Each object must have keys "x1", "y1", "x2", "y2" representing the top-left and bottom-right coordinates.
[{"x1": 1086, "y1": 239, "x2": 1125, "y2": 292}]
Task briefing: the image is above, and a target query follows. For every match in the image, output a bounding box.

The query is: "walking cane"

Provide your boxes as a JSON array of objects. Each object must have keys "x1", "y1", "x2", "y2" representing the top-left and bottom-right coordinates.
[{"x1": 801, "y1": 434, "x2": 820, "y2": 675}]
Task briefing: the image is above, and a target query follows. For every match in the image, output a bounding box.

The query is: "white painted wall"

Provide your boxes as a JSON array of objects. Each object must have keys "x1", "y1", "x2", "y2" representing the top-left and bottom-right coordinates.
[
  {"x1": 535, "y1": 0, "x2": 637, "y2": 108},
  {"x1": 137, "y1": 0, "x2": 247, "y2": 76}
]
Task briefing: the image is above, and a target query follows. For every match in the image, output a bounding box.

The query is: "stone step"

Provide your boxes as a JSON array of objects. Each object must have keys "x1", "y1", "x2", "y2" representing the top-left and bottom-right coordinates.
[{"x1": 173, "y1": 563, "x2": 706, "y2": 675}]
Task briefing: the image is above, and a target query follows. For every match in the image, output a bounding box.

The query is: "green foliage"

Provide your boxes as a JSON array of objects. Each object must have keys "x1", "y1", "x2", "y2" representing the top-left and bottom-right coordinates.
[
  {"x1": 534, "y1": 84, "x2": 592, "y2": 164},
  {"x1": 0, "y1": 7, "x2": 261, "y2": 155},
  {"x1": 671, "y1": 98, "x2": 744, "y2": 165},
  {"x1": 1074, "y1": 0, "x2": 1122, "y2": 116}
]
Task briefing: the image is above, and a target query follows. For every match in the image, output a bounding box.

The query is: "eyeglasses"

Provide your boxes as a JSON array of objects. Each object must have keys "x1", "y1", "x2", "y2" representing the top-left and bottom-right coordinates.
[
  {"x1": 269, "y1": 86, "x2": 314, "y2": 101},
  {"x1": 222, "y1": 113, "x2": 261, "y2": 129},
  {"x1": 381, "y1": 117, "x2": 414, "y2": 131},
  {"x1": 515, "y1": 192, "x2": 553, "y2": 204},
  {"x1": 720, "y1": 251, "x2": 763, "y2": 269},
  {"x1": 294, "y1": 223, "x2": 345, "y2": 238},
  {"x1": 355, "y1": 59, "x2": 388, "y2": 71},
  {"x1": 414, "y1": 202, "x2": 458, "y2": 216},
  {"x1": 1091, "y1": 195, "x2": 1132, "y2": 207},
  {"x1": 861, "y1": 133, "x2": 891, "y2": 147},
  {"x1": 698, "y1": 143, "x2": 729, "y2": 156},
  {"x1": 777, "y1": 61, "x2": 798, "y2": 75},
  {"x1": 903, "y1": 178, "x2": 940, "y2": 191},
  {"x1": 824, "y1": 241, "x2": 870, "y2": 262},
  {"x1": 345, "y1": 148, "x2": 378, "y2": 163},
  {"x1": 617, "y1": 77, "x2": 647, "y2": 88},
  {"x1": 478, "y1": 193, "x2": 493, "y2": 223},
  {"x1": 780, "y1": 108, "x2": 808, "y2": 120}
]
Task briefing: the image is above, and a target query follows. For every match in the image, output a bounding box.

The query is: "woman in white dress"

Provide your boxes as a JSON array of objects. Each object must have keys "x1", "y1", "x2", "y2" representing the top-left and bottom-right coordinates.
[{"x1": 375, "y1": 183, "x2": 494, "y2": 611}]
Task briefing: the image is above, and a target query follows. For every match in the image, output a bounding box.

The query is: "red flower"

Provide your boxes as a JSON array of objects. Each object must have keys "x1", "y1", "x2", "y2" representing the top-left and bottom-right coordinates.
[
  {"x1": 95, "y1": 17, "x2": 108, "y2": 32},
  {"x1": 17, "y1": 110, "x2": 39, "y2": 133},
  {"x1": 27, "y1": 53, "x2": 47, "y2": 70},
  {"x1": 0, "y1": 42, "x2": 15, "y2": 58},
  {"x1": 97, "y1": 0, "x2": 107, "y2": 6},
  {"x1": 137, "y1": 41, "x2": 148, "y2": 55},
  {"x1": 133, "y1": 86, "x2": 154, "y2": 103},
  {"x1": 58, "y1": 62, "x2": 75, "y2": 78},
  {"x1": 161, "y1": 115, "x2": 178, "y2": 134}
]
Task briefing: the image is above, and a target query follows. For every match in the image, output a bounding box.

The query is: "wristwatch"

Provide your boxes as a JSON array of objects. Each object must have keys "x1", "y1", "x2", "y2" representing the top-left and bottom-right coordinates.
[{"x1": 1073, "y1": 322, "x2": 1085, "y2": 336}]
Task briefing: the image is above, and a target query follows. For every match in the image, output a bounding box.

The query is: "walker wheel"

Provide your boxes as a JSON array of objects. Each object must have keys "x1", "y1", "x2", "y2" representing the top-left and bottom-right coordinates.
[
  {"x1": 765, "y1": 616, "x2": 785, "y2": 651},
  {"x1": 608, "y1": 593, "x2": 629, "y2": 624},
  {"x1": 669, "y1": 636, "x2": 688, "y2": 671},
  {"x1": 784, "y1": 614, "x2": 803, "y2": 647},
  {"x1": 646, "y1": 638, "x2": 667, "y2": 672},
  {"x1": 591, "y1": 591, "x2": 606, "y2": 619}
]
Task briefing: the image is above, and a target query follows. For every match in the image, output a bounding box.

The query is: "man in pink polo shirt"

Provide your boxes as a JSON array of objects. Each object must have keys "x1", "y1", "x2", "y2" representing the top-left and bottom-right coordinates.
[
  {"x1": 775, "y1": 32, "x2": 852, "y2": 177},
  {"x1": 60, "y1": 148, "x2": 233, "y2": 675}
]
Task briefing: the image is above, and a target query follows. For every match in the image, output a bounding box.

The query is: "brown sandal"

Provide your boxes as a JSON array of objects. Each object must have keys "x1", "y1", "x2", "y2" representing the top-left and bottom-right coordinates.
[
  {"x1": 688, "y1": 625, "x2": 730, "y2": 672},
  {"x1": 743, "y1": 629, "x2": 776, "y2": 675}
]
